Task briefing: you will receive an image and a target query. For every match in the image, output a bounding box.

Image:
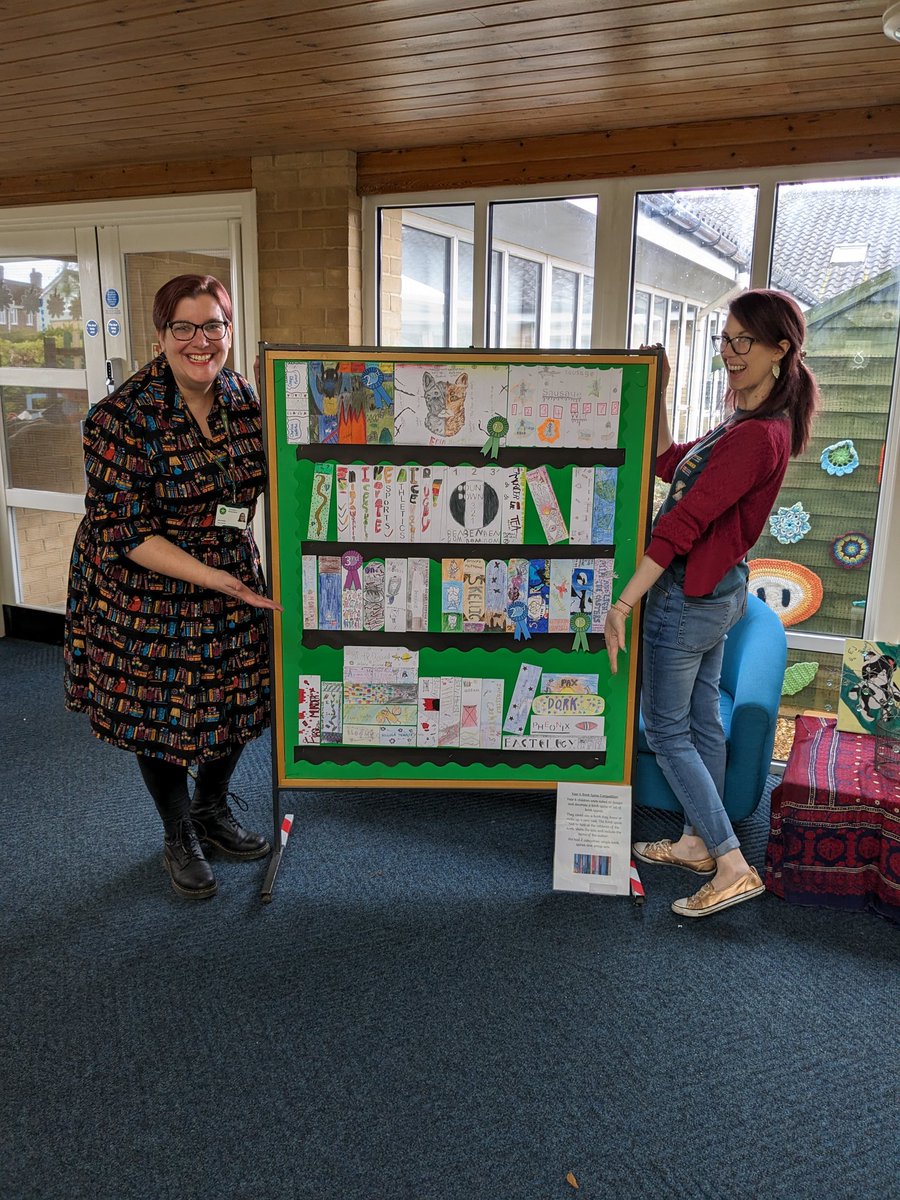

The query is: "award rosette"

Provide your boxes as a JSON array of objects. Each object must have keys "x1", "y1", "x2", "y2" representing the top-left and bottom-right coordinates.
[
  {"x1": 570, "y1": 611, "x2": 591, "y2": 652},
  {"x1": 481, "y1": 414, "x2": 509, "y2": 459},
  {"x1": 341, "y1": 548, "x2": 363, "y2": 589},
  {"x1": 507, "y1": 599, "x2": 531, "y2": 640}
]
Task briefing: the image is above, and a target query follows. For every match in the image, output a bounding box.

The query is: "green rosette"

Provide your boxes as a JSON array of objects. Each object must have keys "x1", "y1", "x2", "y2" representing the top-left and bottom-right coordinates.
[
  {"x1": 481, "y1": 414, "x2": 509, "y2": 459},
  {"x1": 570, "y1": 611, "x2": 591, "y2": 653}
]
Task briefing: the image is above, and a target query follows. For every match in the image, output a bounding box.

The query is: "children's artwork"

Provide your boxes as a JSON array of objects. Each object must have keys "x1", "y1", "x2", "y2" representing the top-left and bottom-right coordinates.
[
  {"x1": 306, "y1": 359, "x2": 394, "y2": 445},
  {"x1": 285, "y1": 361, "x2": 310, "y2": 444},
  {"x1": 393, "y1": 362, "x2": 508, "y2": 447},
  {"x1": 525, "y1": 466, "x2": 568, "y2": 544},
  {"x1": 297, "y1": 675, "x2": 321, "y2": 744},
  {"x1": 507, "y1": 364, "x2": 621, "y2": 448},
  {"x1": 591, "y1": 467, "x2": 617, "y2": 545},
  {"x1": 307, "y1": 463, "x2": 334, "y2": 540},
  {"x1": 542, "y1": 673, "x2": 600, "y2": 694},
  {"x1": 837, "y1": 639, "x2": 900, "y2": 734}
]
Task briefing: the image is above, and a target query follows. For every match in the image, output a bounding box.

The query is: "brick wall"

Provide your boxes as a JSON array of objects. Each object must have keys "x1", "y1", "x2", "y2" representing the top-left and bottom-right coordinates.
[{"x1": 252, "y1": 150, "x2": 362, "y2": 345}]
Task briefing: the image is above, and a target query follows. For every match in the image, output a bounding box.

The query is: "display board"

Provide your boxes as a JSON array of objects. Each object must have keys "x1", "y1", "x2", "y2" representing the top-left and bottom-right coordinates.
[{"x1": 261, "y1": 347, "x2": 660, "y2": 807}]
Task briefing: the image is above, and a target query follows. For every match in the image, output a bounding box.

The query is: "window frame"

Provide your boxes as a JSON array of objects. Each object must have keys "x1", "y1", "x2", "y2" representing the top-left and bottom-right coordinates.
[{"x1": 363, "y1": 159, "x2": 900, "y2": 653}]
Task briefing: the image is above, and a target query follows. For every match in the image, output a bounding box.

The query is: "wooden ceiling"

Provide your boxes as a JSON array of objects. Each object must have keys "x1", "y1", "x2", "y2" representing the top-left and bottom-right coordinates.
[{"x1": 2, "y1": 0, "x2": 899, "y2": 179}]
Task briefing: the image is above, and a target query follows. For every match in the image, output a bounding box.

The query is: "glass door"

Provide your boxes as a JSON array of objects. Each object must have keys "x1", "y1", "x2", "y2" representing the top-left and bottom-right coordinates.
[{"x1": 0, "y1": 216, "x2": 244, "y2": 617}]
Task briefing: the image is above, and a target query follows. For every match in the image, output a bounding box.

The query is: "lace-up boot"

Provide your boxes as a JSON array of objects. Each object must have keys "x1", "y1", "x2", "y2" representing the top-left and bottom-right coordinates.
[
  {"x1": 190, "y1": 793, "x2": 270, "y2": 860},
  {"x1": 163, "y1": 818, "x2": 217, "y2": 899}
]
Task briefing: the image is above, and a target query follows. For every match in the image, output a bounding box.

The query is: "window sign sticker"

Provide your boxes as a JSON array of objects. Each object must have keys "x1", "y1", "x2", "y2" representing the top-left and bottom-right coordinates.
[
  {"x1": 107, "y1": 318, "x2": 120, "y2": 336},
  {"x1": 85, "y1": 320, "x2": 99, "y2": 337},
  {"x1": 105, "y1": 288, "x2": 120, "y2": 308}
]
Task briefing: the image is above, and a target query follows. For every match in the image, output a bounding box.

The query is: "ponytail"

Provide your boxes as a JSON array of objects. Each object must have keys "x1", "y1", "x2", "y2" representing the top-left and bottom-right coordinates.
[{"x1": 728, "y1": 289, "x2": 819, "y2": 457}]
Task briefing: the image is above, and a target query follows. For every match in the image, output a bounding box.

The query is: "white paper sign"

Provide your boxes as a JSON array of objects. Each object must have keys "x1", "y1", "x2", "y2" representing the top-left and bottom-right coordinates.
[{"x1": 553, "y1": 783, "x2": 631, "y2": 895}]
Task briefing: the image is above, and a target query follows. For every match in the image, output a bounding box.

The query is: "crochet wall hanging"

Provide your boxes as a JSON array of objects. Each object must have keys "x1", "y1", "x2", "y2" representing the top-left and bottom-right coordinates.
[
  {"x1": 781, "y1": 661, "x2": 819, "y2": 697},
  {"x1": 831, "y1": 531, "x2": 872, "y2": 570},
  {"x1": 747, "y1": 558, "x2": 823, "y2": 627},
  {"x1": 820, "y1": 439, "x2": 859, "y2": 476},
  {"x1": 768, "y1": 502, "x2": 811, "y2": 544}
]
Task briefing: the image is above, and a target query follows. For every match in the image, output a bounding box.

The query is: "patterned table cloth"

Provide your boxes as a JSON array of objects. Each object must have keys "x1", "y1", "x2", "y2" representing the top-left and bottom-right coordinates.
[{"x1": 766, "y1": 715, "x2": 900, "y2": 923}]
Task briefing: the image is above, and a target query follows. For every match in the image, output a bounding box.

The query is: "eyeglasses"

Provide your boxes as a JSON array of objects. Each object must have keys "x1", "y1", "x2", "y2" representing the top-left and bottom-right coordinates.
[
  {"x1": 711, "y1": 332, "x2": 757, "y2": 355},
  {"x1": 166, "y1": 319, "x2": 230, "y2": 341}
]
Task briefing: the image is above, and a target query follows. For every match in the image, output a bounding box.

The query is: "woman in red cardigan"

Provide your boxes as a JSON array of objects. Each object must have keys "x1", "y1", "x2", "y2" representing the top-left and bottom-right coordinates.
[{"x1": 606, "y1": 289, "x2": 819, "y2": 918}]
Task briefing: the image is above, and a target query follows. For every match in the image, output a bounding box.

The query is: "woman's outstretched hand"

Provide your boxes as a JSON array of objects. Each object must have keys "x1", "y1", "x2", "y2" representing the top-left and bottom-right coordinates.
[
  {"x1": 209, "y1": 569, "x2": 283, "y2": 611},
  {"x1": 604, "y1": 605, "x2": 628, "y2": 675}
]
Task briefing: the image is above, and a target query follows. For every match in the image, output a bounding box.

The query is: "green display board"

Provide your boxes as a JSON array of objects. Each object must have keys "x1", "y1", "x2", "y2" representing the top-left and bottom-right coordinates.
[{"x1": 261, "y1": 347, "x2": 660, "y2": 796}]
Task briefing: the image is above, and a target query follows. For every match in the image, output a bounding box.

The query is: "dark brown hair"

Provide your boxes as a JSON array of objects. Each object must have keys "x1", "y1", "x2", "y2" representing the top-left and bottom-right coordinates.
[
  {"x1": 152, "y1": 274, "x2": 233, "y2": 332},
  {"x1": 728, "y1": 288, "x2": 819, "y2": 457}
]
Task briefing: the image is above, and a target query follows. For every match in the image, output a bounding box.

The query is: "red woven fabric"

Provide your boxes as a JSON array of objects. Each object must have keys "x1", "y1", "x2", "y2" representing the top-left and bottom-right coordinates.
[{"x1": 766, "y1": 715, "x2": 900, "y2": 923}]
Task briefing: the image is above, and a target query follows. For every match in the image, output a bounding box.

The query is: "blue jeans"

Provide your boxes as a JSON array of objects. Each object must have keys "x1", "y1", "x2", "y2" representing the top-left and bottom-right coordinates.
[{"x1": 641, "y1": 571, "x2": 747, "y2": 857}]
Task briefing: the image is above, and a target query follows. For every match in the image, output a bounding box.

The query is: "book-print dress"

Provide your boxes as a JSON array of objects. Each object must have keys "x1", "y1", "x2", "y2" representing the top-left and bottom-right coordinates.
[{"x1": 64, "y1": 355, "x2": 271, "y2": 764}]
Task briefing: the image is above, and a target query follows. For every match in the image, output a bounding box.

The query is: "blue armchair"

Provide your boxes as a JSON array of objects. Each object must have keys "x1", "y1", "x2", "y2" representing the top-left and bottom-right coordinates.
[{"x1": 634, "y1": 593, "x2": 787, "y2": 822}]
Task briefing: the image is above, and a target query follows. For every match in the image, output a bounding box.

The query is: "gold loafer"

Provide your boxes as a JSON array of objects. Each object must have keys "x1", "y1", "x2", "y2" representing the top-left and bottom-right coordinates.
[
  {"x1": 671, "y1": 867, "x2": 765, "y2": 918},
  {"x1": 632, "y1": 839, "x2": 716, "y2": 875}
]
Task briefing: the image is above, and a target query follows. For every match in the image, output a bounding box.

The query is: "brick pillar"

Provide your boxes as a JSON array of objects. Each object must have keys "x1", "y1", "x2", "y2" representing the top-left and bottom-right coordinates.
[{"x1": 252, "y1": 150, "x2": 362, "y2": 345}]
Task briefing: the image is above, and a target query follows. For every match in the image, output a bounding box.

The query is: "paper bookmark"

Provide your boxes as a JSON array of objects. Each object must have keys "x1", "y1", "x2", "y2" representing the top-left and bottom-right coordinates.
[
  {"x1": 307, "y1": 463, "x2": 334, "y2": 540},
  {"x1": 407, "y1": 558, "x2": 430, "y2": 632},
  {"x1": 379, "y1": 464, "x2": 396, "y2": 541},
  {"x1": 297, "y1": 675, "x2": 321, "y2": 744},
  {"x1": 527, "y1": 559, "x2": 549, "y2": 635},
  {"x1": 441, "y1": 557, "x2": 465, "y2": 634},
  {"x1": 501, "y1": 466, "x2": 527, "y2": 544},
  {"x1": 396, "y1": 466, "x2": 410, "y2": 544},
  {"x1": 463, "y1": 557, "x2": 486, "y2": 633},
  {"x1": 532, "y1": 693, "x2": 605, "y2": 716},
  {"x1": 342, "y1": 646, "x2": 419, "y2": 685},
  {"x1": 502, "y1": 662, "x2": 542, "y2": 735},
  {"x1": 479, "y1": 678, "x2": 504, "y2": 750},
  {"x1": 502, "y1": 734, "x2": 606, "y2": 753},
  {"x1": 526, "y1": 465, "x2": 569, "y2": 544},
  {"x1": 301, "y1": 554, "x2": 318, "y2": 630},
  {"x1": 285, "y1": 362, "x2": 310, "y2": 445},
  {"x1": 429, "y1": 466, "x2": 446, "y2": 543},
  {"x1": 344, "y1": 466, "x2": 362, "y2": 541},
  {"x1": 530, "y1": 714, "x2": 606, "y2": 737},
  {"x1": 438, "y1": 676, "x2": 463, "y2": 748},
  {"x1": 344, "y1": 682, "x2": 418, "y2": 705},
  {"x1": 320, "y1": 681, "x2": 343, "y2": 745},
  {"x1": 484, "y1": 559, "x2": 509, "y2": 631},
  {"x1": 336, "y1": 466, "x2": 350, "y2": 540},
  {"x1": 591, "y1": 467, "x2": 618, "y2": 545},
  {"x1": 358, "y1": 465, "x2": 374, "y2": 541},
  {"x1": 570, "y1": 559, "x2": 594, "y2": 621},
  {"x1": 549, "y1": 558, "x2": 574, "y2": 634},
  {"x1": 343, "y1": 725, "x2": 417, "y2": 747},
  {"x1": 384, "y1": 558, "x2": 408, "y2": 634},
  {"x1": 318, "y1": 555, "x2": 342, "y2": 630},
  {"x1": 569, "y1": 466, "x2": 594, "y2": 546},
  {"x1": 341, "y1": 549, "x2": 364, "y2": 631},
  {"x1": 591, "y1": 558, "x2": 614, "y2": 633},
  {"x1": 343, "y1": 702, "x2": 417, "y2": 727},
  {"x1": 363, "y1": 559, "x2": 386, "y2": 632},
  {"x1": 459, "y1": 677, "x2": 483, "y2": 749},
  {"x1": 417, "y1": 676, "x2": 441, "y2": 748}
]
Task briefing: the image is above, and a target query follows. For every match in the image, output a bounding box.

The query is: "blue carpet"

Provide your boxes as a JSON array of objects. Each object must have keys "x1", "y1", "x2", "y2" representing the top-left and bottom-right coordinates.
[{"x1": 2, "y1": 638, "x2": 896, "y2": 1200}]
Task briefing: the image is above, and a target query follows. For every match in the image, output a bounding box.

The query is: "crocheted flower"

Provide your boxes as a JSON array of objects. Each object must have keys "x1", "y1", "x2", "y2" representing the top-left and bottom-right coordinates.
[
  {"x1": 831, "y1": 531, "x2": 871, "y2": 569},
  {"x1": 820, "y1": 440, "x2": 859, "y2": 476},
  {"x1": 769, "y1": 502, "x2": 811, "y2": 544}
]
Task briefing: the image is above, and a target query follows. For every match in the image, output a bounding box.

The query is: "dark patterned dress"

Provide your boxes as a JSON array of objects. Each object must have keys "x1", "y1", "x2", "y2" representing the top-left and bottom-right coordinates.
[{"x1": 64, "y1": 355, "x2": 271, "y2": 765}]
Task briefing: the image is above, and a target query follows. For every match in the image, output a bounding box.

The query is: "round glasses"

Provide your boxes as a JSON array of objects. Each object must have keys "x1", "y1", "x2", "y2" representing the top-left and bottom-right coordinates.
[
  {"x1": 711, "y1": 332, "x2": 757, "y2": 355},
  {"x1": 166, "y1": 319, "x2": 230, "y2": 342}
]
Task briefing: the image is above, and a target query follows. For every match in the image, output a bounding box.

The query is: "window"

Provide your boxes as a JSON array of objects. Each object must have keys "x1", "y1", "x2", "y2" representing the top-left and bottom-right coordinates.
[
  {"x1": 378, "y1": 205, "x2": 474, "y2": 347},
  {"x1": 368, "y1": 164, "x2": 900, "y2": 701}
]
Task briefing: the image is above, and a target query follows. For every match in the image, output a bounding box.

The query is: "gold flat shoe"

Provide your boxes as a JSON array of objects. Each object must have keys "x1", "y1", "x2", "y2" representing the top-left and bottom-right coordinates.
[
  {"x1": 632, "y1": 839, "x2": 716, "y2": 875},
  {"x1": 671, "y1": 867, "x2": 765, "y2": 918}
]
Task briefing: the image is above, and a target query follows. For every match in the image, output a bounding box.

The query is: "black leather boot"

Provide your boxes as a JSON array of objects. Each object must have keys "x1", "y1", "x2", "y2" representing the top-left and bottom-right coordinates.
[
  {"x1": 190, "y1": 796, "x2": 271, "y2": 860},
  {"x1": 163, "y1": 818, "x2": 218, "y2": 899},
  {"x1": 191, "y1": 746, "x2": 270, "y2": 860}
]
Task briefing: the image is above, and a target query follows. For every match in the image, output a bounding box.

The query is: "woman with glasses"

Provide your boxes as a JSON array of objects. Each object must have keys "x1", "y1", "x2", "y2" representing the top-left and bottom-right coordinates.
[
  {"x1": 605, "y1": 289, "x2": 819, "y2": 918},
  {"x1": 65, "y1": 274, "x2": 280, "y2": 900}
]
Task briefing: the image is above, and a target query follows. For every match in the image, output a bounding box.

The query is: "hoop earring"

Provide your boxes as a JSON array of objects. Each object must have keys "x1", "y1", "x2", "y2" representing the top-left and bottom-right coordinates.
[{"x1": 771, "y1": 362, "x2": 781, "y2": 380}]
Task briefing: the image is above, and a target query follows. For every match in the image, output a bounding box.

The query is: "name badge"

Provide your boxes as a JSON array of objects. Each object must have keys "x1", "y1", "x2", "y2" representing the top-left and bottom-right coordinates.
[{"x1": 215, "y1": 504, "x2": 249, "y2": 529}]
